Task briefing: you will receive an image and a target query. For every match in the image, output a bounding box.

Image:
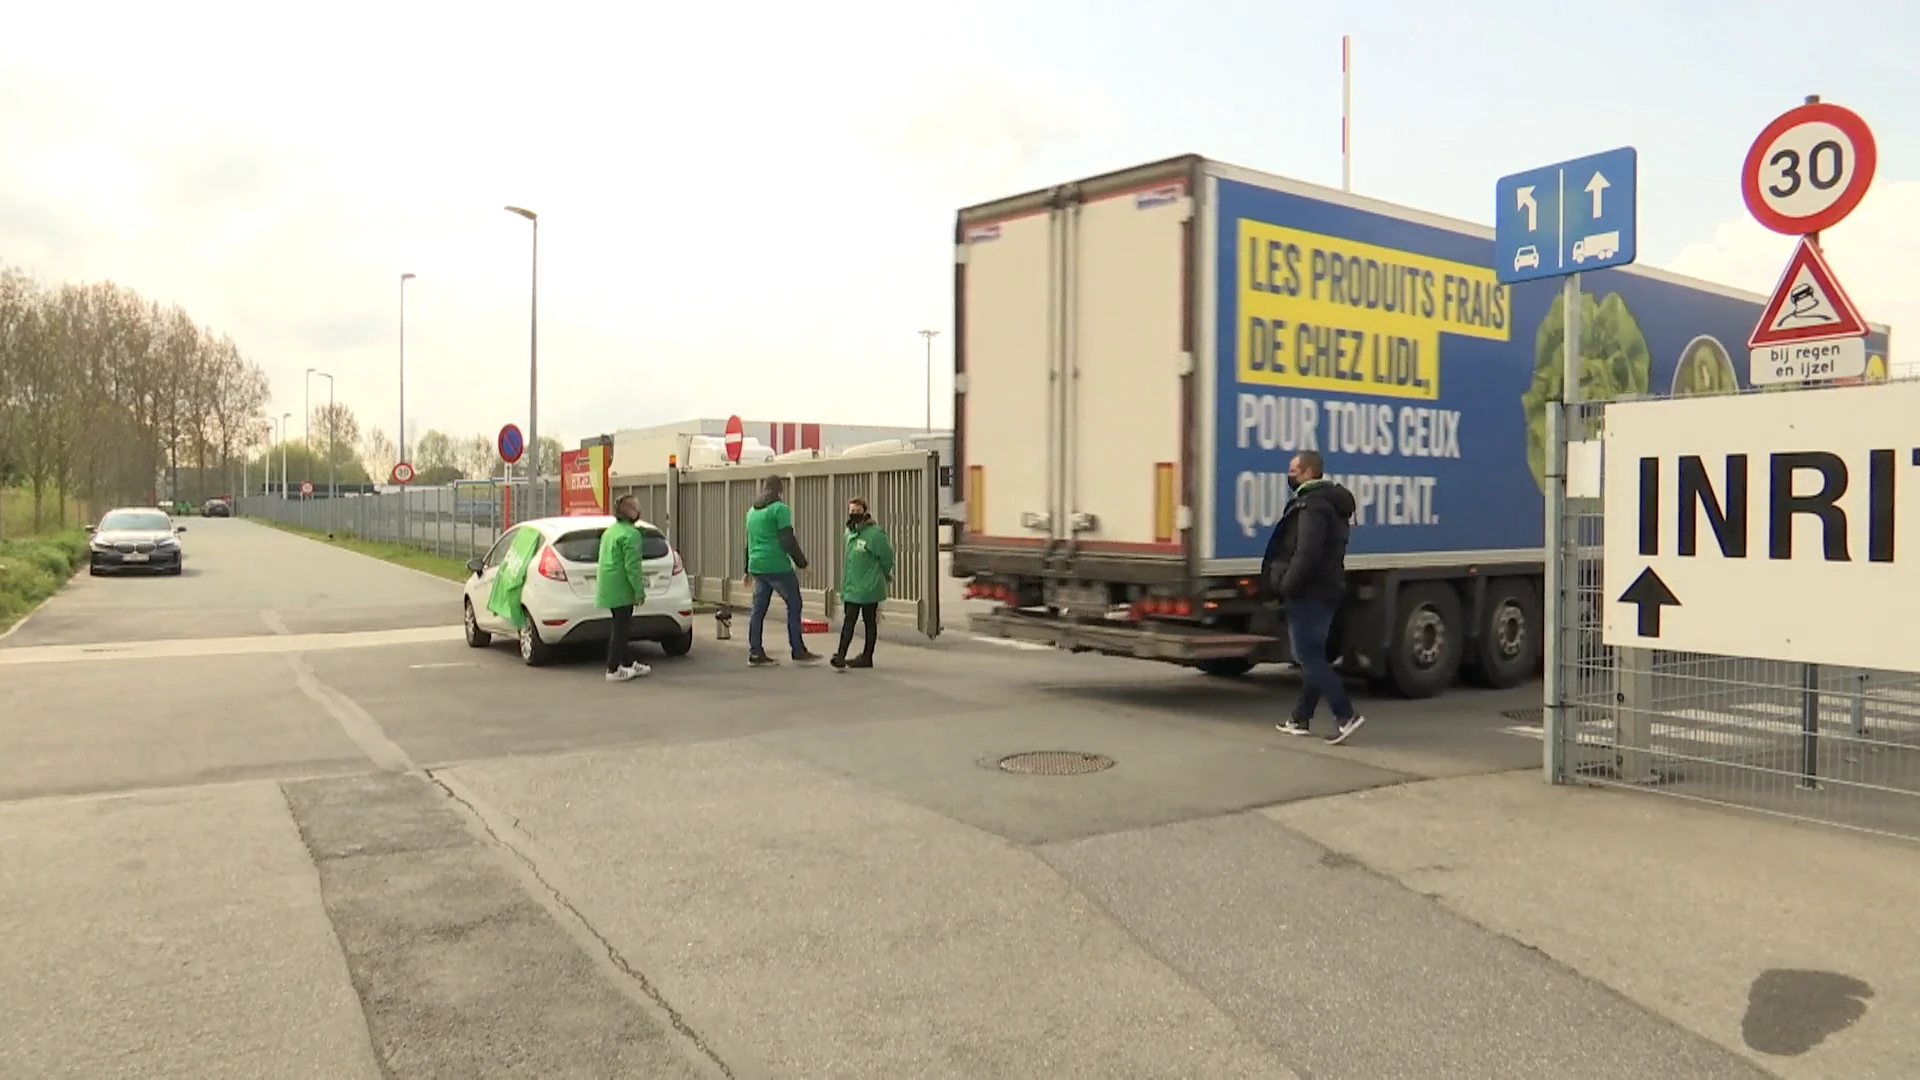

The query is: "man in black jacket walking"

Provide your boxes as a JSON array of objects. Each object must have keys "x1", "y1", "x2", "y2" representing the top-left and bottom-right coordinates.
[{"x1": 1260, "y1": 450, "x2": 1367, "y2": 745}]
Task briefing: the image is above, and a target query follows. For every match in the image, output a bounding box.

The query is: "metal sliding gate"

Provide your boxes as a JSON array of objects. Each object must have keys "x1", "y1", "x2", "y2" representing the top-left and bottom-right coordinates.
[
  {"x1": 612, "y1": 450, "x2": 944, "y2": 637},
  {"x1": 1544, "y1": 391, "x2": 1920, "y2": 840}
]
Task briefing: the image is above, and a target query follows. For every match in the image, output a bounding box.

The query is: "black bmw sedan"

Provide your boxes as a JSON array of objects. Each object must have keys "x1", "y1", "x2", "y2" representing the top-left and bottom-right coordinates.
[{"x1": 87, "y1": 508, "x2": 186, "y2": 576}]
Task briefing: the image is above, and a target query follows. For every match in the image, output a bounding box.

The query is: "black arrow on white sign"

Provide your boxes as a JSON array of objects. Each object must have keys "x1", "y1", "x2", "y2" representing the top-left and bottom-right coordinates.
[{"x1": 1617, "y1": 566, "x2": 1681, "y2": 639}]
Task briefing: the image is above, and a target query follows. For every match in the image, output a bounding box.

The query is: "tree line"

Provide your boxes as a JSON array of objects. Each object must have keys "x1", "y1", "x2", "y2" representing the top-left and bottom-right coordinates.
[{"x1": 0, "y1": 263, "x2": 272, "y2": 532}]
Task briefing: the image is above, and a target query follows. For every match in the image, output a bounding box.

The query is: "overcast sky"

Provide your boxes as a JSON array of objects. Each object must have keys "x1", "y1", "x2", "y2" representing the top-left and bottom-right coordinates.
[{"x1": 4, "y1": 0, "x2": 1918, "y2": 453}]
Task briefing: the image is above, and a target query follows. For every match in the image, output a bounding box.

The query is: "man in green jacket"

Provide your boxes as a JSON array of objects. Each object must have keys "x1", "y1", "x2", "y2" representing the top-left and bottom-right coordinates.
[
  {"x1": 596, "y1": 495, "x2": 651, "y2": 682},
  {"x1": 743, "y1": 475, "x2": 820, "y2": 667},
  {"x1": 831, "y1": 497, "x2": 893, "y2": 671}
]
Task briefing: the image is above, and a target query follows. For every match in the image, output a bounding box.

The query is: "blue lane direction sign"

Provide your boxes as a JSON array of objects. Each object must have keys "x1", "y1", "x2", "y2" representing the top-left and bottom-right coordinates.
[{"x1": 1495, "y1": 146, "x2": 1639, "y2": 284}]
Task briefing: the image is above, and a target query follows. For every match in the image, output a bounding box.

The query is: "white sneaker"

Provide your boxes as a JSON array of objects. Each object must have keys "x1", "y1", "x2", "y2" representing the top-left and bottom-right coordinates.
[
  {"x1": 1326, "y1": 715, "x2": 1367, "y2": 746},
  {"x1": 606, "y1": 666, "x2": 636, "y2": 683},
  {"x1": 625, "y1": 662, "x2": 652, "y2": 679}
]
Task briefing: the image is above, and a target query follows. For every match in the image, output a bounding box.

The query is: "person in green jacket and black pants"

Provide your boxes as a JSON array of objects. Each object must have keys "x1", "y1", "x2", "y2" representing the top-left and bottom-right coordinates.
[
  {"x1": 831, "y1": 497, "x2": 893, "y2": 670},
  {"x1": 596, "y1": 495, "x2": 651, "y2": 682}
]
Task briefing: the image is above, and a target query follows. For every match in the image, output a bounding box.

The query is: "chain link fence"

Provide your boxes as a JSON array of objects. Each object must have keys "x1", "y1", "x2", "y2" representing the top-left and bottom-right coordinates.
[
  {"x1": 1547, "y1": 388, "x2": 1920, "y2": 840},
  {"x1": 237, "y1": 481, "x2": 559, "y2": 565}
]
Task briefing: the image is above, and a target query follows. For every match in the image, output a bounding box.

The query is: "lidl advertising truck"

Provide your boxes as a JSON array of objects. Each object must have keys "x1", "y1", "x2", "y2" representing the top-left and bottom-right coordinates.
[{"x1": 952, "y1": 154, "x2": 1893, "y2": 698}]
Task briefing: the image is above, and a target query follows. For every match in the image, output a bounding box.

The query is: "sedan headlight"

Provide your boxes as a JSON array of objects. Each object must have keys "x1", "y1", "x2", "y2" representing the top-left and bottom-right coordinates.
[
  {"x1": 89, "y1": 538, "x2": 111, "y2": 550},
  {"x1": 155, "y1": 537, "x2": 179, "y2": 548}
]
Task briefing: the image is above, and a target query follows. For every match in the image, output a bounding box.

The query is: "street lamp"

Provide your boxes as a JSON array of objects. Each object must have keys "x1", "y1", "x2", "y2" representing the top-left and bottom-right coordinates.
[
  {"x1": 919, "y1": 329, "x2": 940, "y2": 434},
  {"x1": 505, "y1": 205, "x2": 538, "y2": 499},
  {"x1": 280, "y1": 412, "x2": 292, "y2": 500},
  {"x1": 310, "y1": 369, "x2": 336, "y2": 510},
  {"x1": 400, "y1": 272, "x2": 416, "y2": 466}
]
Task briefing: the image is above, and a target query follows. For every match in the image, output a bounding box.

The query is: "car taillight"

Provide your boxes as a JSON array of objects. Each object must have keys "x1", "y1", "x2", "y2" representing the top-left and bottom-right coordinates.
[
  {"x1": 671, "y1": 549, "x2": 685, "y2": 576},
  {"x1": 536, "y1": 546, "x2": 567, "y2": 582}
]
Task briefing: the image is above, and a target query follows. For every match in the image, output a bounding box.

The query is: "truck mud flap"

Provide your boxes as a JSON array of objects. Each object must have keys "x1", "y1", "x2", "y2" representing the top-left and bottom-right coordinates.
[{"x1": 969, "y1": 610, "x2": 1275, "y2": 662}]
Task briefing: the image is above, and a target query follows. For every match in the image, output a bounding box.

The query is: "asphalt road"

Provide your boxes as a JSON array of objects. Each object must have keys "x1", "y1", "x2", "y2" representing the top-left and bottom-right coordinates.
[{"x1": 0, "y1": 517, "x2": 1777, "y2": 1078}]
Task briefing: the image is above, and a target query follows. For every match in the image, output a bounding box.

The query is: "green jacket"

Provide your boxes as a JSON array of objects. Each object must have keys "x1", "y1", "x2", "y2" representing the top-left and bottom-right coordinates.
[
  {"x1": 840, "y1": 521, "x2": 894, "y2": 605},
  {"x1": 594, "y1": 519, "x2": 646, "y2": 608}
]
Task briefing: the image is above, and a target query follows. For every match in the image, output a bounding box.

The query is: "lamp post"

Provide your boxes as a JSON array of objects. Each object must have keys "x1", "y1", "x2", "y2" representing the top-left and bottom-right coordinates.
[
  {"x1": 280, "y1": 412, "x2": 291, "y2": 500},
  {"x1": 310, "y1": 370, "x2": 336, "y2": 524},
  {"x1": 400, "y1": 272, "x2": 416, "y2": 466},
  {"x1": 505, "y1": 206, "x2": 538, "y2": 503},
  {"x1": 918, "y1": 329, "x2": 940, "y2": 433}
]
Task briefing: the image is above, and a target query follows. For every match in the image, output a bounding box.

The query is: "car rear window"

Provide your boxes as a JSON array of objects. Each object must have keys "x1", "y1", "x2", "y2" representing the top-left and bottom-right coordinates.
[
  {"x1": 551, "y1": 530, "x2": 605, "y2": 563},
  {"x1": 551, "y1": 528, "x2": 673, "y2": 562}
]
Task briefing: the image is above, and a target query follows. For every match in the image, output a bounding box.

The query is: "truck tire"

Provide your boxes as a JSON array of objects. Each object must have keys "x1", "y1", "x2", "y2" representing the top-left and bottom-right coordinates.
[
  {"x1": 1465, "y1": 578, "x2": 1539, "y2": 689},
  {"x1": 1386, "y1": 583, "x2": 1464, "y2": 699},
  {"x1": 1196, "y1": 657, "x2": 1256, "y2": 678}
]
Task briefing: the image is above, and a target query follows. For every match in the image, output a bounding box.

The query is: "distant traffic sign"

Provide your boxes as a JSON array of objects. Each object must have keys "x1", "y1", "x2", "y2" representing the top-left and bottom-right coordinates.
[
  {"x1": 390, "y1": 461, "x2": 416, "y2": 485},
  {"x1": 1495, "y1": 146, "x2": 1638, "y2": 284},
  {"x1": 1742, "y1": 102, "x2": 1876, "y2": 236},
  {"x1": 724, "y1": 414, "x2": 744, "y2": 464},
  {"x1": 1747, "y1": 237, "x2": 1870, "y2": 385},
  {"x1": 299, "y1": 480, "x2": 315, "y2": 497},
  {"x1": 1601, "y1": 382, "x2": 1920, "y2": 671},
  {"x1": 498, "y1": 424, "x2": 525, "y2": 465}
]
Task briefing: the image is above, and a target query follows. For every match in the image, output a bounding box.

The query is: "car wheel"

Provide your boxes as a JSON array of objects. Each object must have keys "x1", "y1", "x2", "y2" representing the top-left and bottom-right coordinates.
[
  {"x1": 517, "y1": 609, "x2": 553, "y2": 667},
  {"x1": 1195, "y1": 657, "x2": 1255, "y2": 678},
  {"x1": 661, "y1": 627, "x2": 694, "y2": 657},
  {"x1": 1464, "y1": 578, "x2": 1539, "y2": 689},
  {"x1": 1385, "y1": 582, "x2": 1464, "y2": 699},
  {"x1": 463, "y1": 599, "x2": 491, "y2": 648}
]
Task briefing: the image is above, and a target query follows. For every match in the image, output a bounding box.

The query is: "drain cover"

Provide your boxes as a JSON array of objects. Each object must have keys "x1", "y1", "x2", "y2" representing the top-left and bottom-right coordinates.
[
  {"x1": 1501, "y1": 707, "x2": 1544, "y2": 725},
  {"x1": 997, "y1": 751, "x2": 1115, "y2": 776}
]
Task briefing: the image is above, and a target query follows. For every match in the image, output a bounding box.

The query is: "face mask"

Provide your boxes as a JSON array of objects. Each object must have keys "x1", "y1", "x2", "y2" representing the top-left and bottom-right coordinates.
[
  {"x1": 846, "y1": 512, "x2": 865, "y2": 529},
  {"x1": 1285, "y1": 475, "x2": 1301, "y2": 493}
]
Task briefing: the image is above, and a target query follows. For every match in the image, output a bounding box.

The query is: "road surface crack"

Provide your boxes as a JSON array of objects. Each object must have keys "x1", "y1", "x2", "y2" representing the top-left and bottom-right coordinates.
[{"x1": 423, "y1": 769, "x2": 735, "y2": 1080}]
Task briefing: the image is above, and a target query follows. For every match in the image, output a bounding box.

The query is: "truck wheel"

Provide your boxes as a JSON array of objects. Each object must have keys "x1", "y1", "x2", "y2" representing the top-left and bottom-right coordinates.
[
  {"x1": 1386, "y1": 583, "x2": 1463, "y2": 699},
  {"x1": 1466, "y1": 578, "x2": 1539, "y2": 689},
  {"x1": 1196, "y1": 657, "x2": 1256, "y2": 678}
]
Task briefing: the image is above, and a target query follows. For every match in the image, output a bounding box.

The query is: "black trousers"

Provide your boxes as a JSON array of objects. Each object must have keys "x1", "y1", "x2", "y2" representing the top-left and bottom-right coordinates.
[
  {"x1": 836, "y1": 602, "x2": 878, "y2": 660},
  {"x1": 606, "y1": 604, "x2": 633, "y2": 671}
]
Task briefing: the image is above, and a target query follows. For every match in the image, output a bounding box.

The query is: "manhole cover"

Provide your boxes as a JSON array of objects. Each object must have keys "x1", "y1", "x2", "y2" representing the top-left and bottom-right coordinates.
[
  {"x1": 1502, "y1": 706, "x2": 1544, "y2": 725},
  {"x1": 997, "y1": 751, "x2": 1115, "y2": 776}
]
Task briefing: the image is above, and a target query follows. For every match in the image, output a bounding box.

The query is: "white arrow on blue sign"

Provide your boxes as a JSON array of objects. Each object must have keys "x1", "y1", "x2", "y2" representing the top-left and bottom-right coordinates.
[{"x1": 1495, "y1": 146, "x2": 1639, "y2": 285}]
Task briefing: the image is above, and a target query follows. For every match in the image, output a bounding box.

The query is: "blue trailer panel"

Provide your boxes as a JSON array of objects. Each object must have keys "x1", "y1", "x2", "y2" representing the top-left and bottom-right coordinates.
[{"x1": 1203, "y1": 172, "x2": 1893, "y2": 568}]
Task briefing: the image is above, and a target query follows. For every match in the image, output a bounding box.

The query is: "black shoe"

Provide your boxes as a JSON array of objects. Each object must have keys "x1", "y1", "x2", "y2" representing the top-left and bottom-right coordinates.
[
  {"x1": 749, "y1": 653, "x2": 778, "y2": 667},
  {"x1": 792, "y1": 649, "x2": 823, "y2": 664},
  {"x1": 1276, "y1": 720, "x2": 1311, "y2": 737},
  {"x1": 847, "y1": 655, "x2": 873, "y2": 669},
  {"x1": 830, "y1": 655, "x2": 848, "y2": 670}
]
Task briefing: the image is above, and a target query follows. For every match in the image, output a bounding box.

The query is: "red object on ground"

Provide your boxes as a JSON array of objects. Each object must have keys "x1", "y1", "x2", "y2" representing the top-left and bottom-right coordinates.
[{"x1": 801, "y1": 618, "x2": 829, "y2": 634}]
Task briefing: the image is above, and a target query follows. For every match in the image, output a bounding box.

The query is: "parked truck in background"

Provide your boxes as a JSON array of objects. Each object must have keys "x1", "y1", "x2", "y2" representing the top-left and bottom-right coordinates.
[{"x1": 951, "y1": 154, "x2": 1894, "y2": 698}]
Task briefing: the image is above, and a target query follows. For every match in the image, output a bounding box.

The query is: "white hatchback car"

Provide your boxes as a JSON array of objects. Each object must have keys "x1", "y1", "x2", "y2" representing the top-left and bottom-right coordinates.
[{"x1": 461, "y1": 515, "x2": 696, "y2": 666}]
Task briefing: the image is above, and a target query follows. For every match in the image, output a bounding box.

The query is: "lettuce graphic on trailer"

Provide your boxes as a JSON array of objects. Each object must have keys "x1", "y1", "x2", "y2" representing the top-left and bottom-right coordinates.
[
  {"x1": 1520, "y1": 288, "x2": 1651, "y2": 494},
  {"x1": 1670, "y1": 336, "x2": 1739, "y2": 398}
]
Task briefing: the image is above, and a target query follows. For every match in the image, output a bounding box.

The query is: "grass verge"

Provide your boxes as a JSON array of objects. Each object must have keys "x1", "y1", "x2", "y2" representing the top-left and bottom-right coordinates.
[
  {"x1": 0, "y1": 531, "x2": 89, "y2": 633},
  {"x1": 252, "y1": 517, "x2": 472, "y2": 583}
]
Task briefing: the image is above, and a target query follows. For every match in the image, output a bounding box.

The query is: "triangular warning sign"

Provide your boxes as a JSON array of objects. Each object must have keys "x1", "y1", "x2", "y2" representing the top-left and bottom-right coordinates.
[{"x1": 1749, "y1": 237, "x2": 1869, "y2": 348}]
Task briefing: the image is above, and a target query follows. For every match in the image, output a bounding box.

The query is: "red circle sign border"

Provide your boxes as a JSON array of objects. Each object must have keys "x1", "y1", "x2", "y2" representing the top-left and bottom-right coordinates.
[
  {"x1": 497, "y1": 424, "x2": 525, "y2": 465},
  {"x1": 1741, "y1": 102, "x2": 1877, "y2": 235}
]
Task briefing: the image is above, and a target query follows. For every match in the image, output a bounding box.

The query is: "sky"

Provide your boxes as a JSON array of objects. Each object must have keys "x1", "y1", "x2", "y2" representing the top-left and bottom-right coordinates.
[{"x1": 4, "y1": 0, "x2": 1919, "y2": 454}]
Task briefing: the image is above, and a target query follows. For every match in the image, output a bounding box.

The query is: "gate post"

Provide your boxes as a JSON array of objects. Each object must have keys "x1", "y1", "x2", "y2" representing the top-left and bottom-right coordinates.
[{"x1": 921, "y1": 450, "x2": 942, "y2": 638}]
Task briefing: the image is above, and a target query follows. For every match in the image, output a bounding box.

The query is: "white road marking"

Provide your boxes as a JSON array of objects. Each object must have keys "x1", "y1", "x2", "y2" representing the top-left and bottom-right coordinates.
[
  {"x1": 0, "y1": 625, "x2": 464, "y2": 667},
  {"x1": 963, "y1": 634, "x2": 1055, "y2": 652}
]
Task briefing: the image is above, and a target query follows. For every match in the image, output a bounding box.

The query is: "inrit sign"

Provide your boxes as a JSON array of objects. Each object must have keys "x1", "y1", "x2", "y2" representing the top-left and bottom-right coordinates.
[{"x1": 1602, "y1": 381, "x2": 1920, "y2": 671}]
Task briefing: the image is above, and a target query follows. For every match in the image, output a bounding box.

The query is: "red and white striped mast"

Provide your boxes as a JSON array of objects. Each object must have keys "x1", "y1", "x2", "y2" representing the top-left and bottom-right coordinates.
[{"x1": 1341, "y1": 35, "x2": 1353, "y2": 192}]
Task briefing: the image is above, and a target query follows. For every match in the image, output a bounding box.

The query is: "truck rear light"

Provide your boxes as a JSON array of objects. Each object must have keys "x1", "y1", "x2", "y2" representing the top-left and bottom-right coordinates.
[
  {"x1": 1174, "y1": 598, "x2": 1193, "y2": 617},
  {"x1": 537, "y1": 547, "x2": 567, "y2": 582}
]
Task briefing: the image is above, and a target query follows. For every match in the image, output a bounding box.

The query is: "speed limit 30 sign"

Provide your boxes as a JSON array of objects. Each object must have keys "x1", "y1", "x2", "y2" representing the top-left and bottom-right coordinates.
[{"x1": 1742, "y1": 101, "x2": 1877, "y2": 235}]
